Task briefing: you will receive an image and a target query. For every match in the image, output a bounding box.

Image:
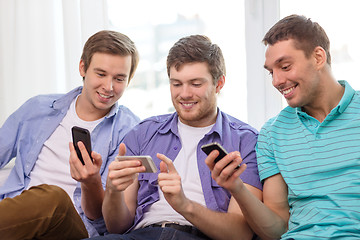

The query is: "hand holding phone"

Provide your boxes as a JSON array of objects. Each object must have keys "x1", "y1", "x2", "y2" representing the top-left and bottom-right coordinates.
[
  {"x1": 116, "y1": 155, "x2": 158, "y2": 173},
  {"x1": 71, "y1": 126, "x2": 93, "y2": 165},
  {"x1": 201, "y1": 142, "x2": 240, "y2": 169}
]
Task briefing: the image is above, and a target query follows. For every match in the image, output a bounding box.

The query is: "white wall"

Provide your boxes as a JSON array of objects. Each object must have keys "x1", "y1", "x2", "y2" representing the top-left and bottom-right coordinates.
[
  {"x1": 0, "y1": 0, "x2": 282, "y2": 130},
  {"x1": 245, "y1": 0, "x2": 283, "y2": 130},
  {"x1": 0, "y1": 0, "x2": 108, "y2": 126}
]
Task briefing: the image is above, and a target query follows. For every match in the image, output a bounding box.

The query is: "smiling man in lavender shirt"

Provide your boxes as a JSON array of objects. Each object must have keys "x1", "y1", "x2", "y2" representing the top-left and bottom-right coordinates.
[{"x1": 89, "y1": 35, "x2": 262, "y2": 240}]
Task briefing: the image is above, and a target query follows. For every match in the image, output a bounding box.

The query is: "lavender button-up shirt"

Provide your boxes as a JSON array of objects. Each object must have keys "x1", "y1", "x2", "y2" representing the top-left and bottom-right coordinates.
[{"x1": 123, "y1": 110, "x2": 262, "y2": 232}]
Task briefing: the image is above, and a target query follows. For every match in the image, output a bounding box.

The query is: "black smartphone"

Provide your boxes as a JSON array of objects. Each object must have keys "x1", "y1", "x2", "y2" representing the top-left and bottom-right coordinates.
[
  {"x1": 71, "y1": 126, "x2": 93, "y2": 165},
  {"x1": 201, "y1": 142, "x2": 240, "y2": 169},
  {"x1": 201, "y1": 142, "x2": 228, "y2": 163}
]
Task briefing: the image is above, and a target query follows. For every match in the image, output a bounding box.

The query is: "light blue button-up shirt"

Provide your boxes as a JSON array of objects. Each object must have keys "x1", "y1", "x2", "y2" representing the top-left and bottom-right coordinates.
[{"x1": 0, "y1": 87, "x2": 140, "y2": 236}]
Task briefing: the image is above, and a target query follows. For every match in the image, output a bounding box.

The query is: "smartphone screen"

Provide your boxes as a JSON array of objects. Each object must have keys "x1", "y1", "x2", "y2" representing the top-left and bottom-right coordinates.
[{"x1": 71, "y1": 126, "x2": 92, "y2": 165}]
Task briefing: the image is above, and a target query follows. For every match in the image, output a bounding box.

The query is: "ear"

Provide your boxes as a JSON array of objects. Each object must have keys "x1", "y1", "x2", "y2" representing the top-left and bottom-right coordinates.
[
  {"x1": 79, "y1": 59, "x2": 86, "y2": 78},
  {"x1": 313, "y1": 46, "x2": 327, "y2": 70},
  {"x1": 215, "y1": 75, "x2": 225, "y2": 93}
]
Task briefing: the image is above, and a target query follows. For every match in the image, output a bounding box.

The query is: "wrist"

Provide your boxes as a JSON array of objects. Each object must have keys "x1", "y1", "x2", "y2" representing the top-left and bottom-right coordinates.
[
  {"x1": 179, "y1": 198, "x2": 195, "y2": 217},
  {"x1": 81, "y1": 174, "x2": 102, "y2": 188},
  {"x1": 229, "y1": 181, "x2": 246, "y2": 196}
]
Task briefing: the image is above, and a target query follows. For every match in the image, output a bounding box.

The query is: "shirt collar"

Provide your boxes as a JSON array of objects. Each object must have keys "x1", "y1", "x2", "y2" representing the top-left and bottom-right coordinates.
[
  {"x1": 158, "y1": 112, "x2": 179, "y2": 135},
  {"x1": 205, "y1": 108, "x2": 223, "y2": 141},
  {"x1": 104, "y1": 102, "x2": 118, "y2": 119},
  {"x1": 336, "y1": 80, "x2": 355, "y2": 114},
  {"x1": 51, "y1": 86, "x2": 82, "y2": 110},
  {"x1": 296, "y1": 80, "x2": 354, "y2": 116}
]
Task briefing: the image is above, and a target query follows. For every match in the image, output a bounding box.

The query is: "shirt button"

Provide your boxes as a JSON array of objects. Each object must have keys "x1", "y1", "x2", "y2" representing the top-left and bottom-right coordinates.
[{"x1": 174, "y1": 146, "x2": 178, "y2": 150}]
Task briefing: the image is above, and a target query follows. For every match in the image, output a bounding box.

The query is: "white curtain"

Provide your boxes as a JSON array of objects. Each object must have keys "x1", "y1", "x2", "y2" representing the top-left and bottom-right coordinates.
[{"x1": 0, "y1": 0, "x2": 108, "y2": 125}]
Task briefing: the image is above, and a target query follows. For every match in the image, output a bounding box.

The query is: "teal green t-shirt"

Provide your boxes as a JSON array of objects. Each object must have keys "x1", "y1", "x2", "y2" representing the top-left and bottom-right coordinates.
[{"x1": 256, "y1": 81, "x2": 360, "y2": 239}]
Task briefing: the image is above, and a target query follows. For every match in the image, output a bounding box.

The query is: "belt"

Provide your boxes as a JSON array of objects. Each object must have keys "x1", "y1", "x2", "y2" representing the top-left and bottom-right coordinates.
[{"x1": 146, "y1": 222, "x2": 209, "y2": 239}]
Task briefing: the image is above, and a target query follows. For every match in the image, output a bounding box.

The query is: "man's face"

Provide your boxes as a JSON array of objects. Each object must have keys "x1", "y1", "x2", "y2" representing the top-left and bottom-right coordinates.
[
  {"x1": 169, "y1": 62, "x2": 224, "y2": 127},
  {"x1": 78, "y1": 52, "x2": 132, "y2": 120},
  {"x1": 264, "y1": 39, "x2": 321, "y2": 108}
]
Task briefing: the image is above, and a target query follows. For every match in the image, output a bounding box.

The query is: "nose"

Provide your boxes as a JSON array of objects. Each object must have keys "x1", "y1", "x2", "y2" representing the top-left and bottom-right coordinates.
[
  {"x1": 272, "y1": 70, "x2": 285, "y2": 88},
  {"x1": 103, "y1": 77, "x2": 113, "y2": 92},
  {"x1": 179, "y1": 84, "x2": 192, "y2": 99}
]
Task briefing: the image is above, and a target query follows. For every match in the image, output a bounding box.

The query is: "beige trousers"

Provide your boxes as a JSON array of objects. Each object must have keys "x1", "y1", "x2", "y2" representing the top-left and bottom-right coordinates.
[{"x1": 0, "y1": 184, "x2": 88, "y2": 240}]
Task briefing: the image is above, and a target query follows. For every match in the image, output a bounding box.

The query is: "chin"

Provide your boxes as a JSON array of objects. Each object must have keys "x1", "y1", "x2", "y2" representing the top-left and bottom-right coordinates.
[
  {"x1": 96, "y1": 102, "x2": 114, "y2": 110},
  {"x1": 286, "y1": 100, "x2": 301, "y2": 108},
  {"x1": 178, "y1": 113, "x2": 197, "y2": 122}
]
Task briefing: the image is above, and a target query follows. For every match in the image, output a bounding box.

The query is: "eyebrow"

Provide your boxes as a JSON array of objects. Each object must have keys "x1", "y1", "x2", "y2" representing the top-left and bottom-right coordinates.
[
  {"x1": 263, "y1": 65, "x2": 271, "y2": 71},
  {"x1": 94, "y1": 68, "x2": 106, "y2": 72},
  {"x1": 94, "y1": 68, "x2": 128, "y2": 77},
  {"x1": 264, "y1": 56, "x2": 291, "y2": 70},
  {"x1": 170, "y1": 78, "x2": 206, "y2": 82}
]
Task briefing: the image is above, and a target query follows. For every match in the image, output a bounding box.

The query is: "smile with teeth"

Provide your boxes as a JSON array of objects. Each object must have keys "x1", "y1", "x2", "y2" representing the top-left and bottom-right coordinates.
[
  {"x1": 281, "y1": 86, "x2": 295, "y2": 95},
  {"x1": 99, "y1": 93, "x2": 113, "y2": 99},
  {"x1": 181, "y1": 102, "x2": 196, "y2": 107}
]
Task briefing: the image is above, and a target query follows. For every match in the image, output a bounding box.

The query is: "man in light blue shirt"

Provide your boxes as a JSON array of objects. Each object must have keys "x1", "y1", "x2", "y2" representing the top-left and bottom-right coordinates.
[
  {"x1": 206, "y1": 14, "x2": 360, "y2": 239},
  {"x1": 0, "y1": 30, "x2": 140, "y2": 239}
]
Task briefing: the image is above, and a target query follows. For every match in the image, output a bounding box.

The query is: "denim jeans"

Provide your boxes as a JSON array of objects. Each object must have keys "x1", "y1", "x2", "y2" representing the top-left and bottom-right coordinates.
[{"x1": 87, "y1": 226, "x2": 211, "y2": 240}]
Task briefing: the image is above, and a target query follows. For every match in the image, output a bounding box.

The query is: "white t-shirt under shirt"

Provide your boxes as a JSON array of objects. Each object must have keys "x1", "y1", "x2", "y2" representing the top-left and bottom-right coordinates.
[
  {"x1": 27, "y1": 95, "x2": 103, "y2": 202},
  {"x1": 135, "y1": 119, "x2": 213, "y2": 228}
]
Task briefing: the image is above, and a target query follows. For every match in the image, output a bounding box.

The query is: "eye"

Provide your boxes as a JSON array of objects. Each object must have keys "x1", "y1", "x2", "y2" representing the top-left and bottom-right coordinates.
[
  {"x1": 115, "y1": 78, "x2": 126, "y2": 82},
  {"x1": 97, "y1": 73, "x2": 105, "y2": 77},
  {"x1": 282, "y1": 64, "x2": 291, "y2": 71},
  {"x1": 191, "y1": 81, "x2": 202, "y2": 87},
  {"x1": 170, "y1": 81, "x2": 181, "y2": 87}
]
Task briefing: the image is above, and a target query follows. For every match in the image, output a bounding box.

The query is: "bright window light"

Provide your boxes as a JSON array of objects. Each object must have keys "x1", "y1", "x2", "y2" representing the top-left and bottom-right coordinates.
[{"x1": 107, "y1": 0, "x2": 247, "y2": 121}]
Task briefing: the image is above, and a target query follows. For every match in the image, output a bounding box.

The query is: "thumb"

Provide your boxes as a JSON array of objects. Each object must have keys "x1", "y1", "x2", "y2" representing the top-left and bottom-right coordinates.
[
  {"x1": 160, "y1": 161, "x2": 168, "y2": 173},
  {"x1": 91, "y1": 151, "x2": 102, "y2": 167},
  {"x1": 118, "y1": 143, "x2": 127, "y2": 156}
]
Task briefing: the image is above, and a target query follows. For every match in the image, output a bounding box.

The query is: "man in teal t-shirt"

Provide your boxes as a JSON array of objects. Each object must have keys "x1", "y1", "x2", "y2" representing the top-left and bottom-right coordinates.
[{"x1": 205, "y1": 14, "x2": 360, "y2": 239}]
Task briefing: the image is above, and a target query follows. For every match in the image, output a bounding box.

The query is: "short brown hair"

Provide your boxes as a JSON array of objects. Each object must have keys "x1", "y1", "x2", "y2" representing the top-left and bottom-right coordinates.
[
  {"x1": 81, "y1": 30, "x2": 139, "y2": 83},
  {"x1": 166, "y1": 35, "x2": 226, "y2": 84},
  {"x1": 263, "y1": 14, "x2": 331, "y2": 65}
]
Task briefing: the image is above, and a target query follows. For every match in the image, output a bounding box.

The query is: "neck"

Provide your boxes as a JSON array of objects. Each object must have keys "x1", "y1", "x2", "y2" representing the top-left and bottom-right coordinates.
[
  {"x1": 303, "y1": 79, "x2": 344, "y2": 122},
  {"x1": 178, "y1": 107, "x2": 218, "y2": 128},
  {"x1": 75, "y1": 95, "x2": 110, "y2": 121}
]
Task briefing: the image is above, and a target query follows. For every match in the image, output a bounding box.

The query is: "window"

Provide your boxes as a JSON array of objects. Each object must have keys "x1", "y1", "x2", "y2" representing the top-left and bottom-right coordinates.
[
  {"x1": 281, "y1": 0, "x2": 360, "y2": 89},
  {"x1": 107, "y1": 0, "x2": 248, "y2": 121}
]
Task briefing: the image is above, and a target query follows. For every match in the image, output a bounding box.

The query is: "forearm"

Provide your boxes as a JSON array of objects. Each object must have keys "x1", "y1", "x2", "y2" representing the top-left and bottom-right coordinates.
[
  {"x1": 102, "y1": 188, "x2": 134, "y2": 233},
  {"x1": 180, "y1": 200, "x2": 253, "y2": 240},
  {"x1": 81, "y1": 175, "x2": 104, "y2": 220},
  {"x1": 231, "y1": 184, "x2": 287, "y2": 240}
]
